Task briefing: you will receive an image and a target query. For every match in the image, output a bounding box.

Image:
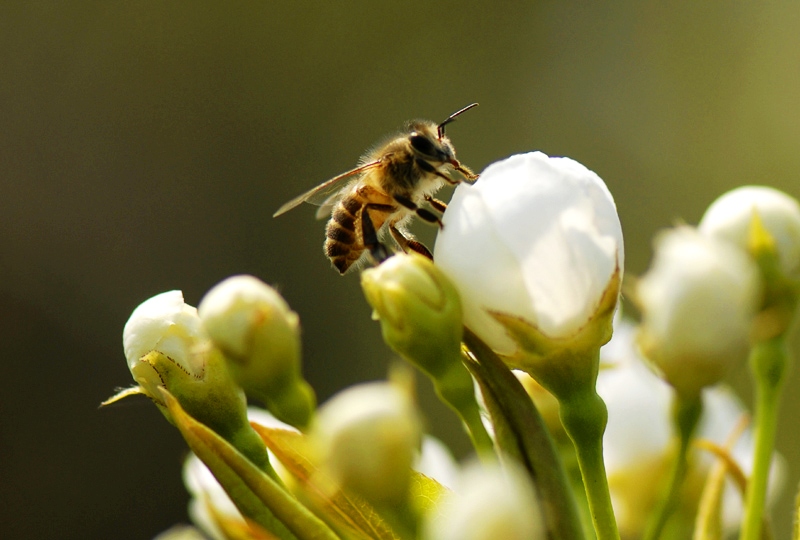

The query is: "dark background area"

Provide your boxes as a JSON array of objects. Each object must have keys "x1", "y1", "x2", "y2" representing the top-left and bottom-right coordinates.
[{"x1": 2, "y1": 2, "x2": 799, "y2": 538}]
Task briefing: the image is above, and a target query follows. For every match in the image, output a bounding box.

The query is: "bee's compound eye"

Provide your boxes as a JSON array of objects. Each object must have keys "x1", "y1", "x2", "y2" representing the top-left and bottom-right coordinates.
[{"x1": 409, "y1": 134, "x2": 437, "y2": 156}]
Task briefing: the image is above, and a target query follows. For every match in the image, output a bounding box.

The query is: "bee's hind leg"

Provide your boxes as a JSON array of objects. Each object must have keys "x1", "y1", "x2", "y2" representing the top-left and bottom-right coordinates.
[
  {"x1": 361, "y1": 207, "x2": 391, "y2": 266},
  {"x1": 389, "y1": 224, "x2": 433, "y2": 260}
]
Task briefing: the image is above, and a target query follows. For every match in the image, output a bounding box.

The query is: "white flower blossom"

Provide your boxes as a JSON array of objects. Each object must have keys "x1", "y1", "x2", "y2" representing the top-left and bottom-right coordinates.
[
  {"x1": 414, "y1": 435, "x2": 460, "y2": 490},
  {"x1": 598, "y1": 318, "x2": 784, "y2": 537},
  {"x1": 434, "y1": 151, "x2": 623, "y2": 355},
  {"x1": 699, "y1": 185, "x2": 800, "y2": 276},
  {"x1": 123, "y1": 290, "x2": 203, "y2": 372},
  {"x1": 314, "y1": 381, "x2": 421, "y2": 506},
  {"x1": 636, "y1": 227, "x2": 761, "y2": 395},
  {"x1": 422, "y1": 460, "x2": 545, "y2": 540}
]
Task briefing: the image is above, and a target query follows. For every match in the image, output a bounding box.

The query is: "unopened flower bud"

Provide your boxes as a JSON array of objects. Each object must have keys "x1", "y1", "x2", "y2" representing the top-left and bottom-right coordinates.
[
  {"x1": 422, "y1": 460, "x2": 546, "y2": 540},
  {"x1": 361, "y1": 254, "x2": 492, "y2": 453},
  {"x1": 434, "y1": 151, "x2": 624, "y2": 357},
  {"x1": 122, "y1": 290, "x2": 204, "y2": 401},
  {"x1": 699, "y1": 186, "x2": 800, "y2": 277},
  {"x1": 198, "y1": 275, "x2": 315, "y2": 428},
  {"x1": 120, "y1": 290, "x2": 276, "y2": 475},
  {"x1": 314, "y1": 381, "x2": 421, "y2": 507},
  {"x1": 636, "y1": 227, "x2": 761, "y2": 397},
  {"x1": 361, "y1": 253, "x2": 462, "y2": 378}
]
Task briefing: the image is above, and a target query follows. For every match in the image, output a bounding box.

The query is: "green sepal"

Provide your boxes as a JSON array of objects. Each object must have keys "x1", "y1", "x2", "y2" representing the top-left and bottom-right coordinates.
[
  {"x1": 133, "y1": 348, "x2": 278, "y2": 477},
  {"x1": 160, "y1": 388, "x2": 339, "y2": 540},
  {"x1": 493, "y1": 266, "x2": 621, "y2": 400},
  {"x1": 748, "y1": 211, "x2": 800, "y2": 341}
]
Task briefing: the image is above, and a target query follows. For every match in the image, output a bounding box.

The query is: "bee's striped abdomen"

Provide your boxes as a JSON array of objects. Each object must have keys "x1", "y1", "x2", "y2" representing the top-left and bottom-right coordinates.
[{"x1": 325, "y1": 196, "x2": 364, "y2": 274}]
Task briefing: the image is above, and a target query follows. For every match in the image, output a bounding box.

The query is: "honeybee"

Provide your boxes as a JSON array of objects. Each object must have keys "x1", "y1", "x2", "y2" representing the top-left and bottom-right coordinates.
[{"x1": 273, "y1": 103, "x2": 478, "y2": 274}]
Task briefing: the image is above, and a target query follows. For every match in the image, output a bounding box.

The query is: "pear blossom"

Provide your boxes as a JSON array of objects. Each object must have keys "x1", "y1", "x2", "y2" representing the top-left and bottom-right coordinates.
[
  {"x1": 699, "y1": 186, "x2": 800, "y2": 276},
  {"x1": 434, "y1": 151, "x2": 624, "y2": 355},
  {"x1": 197, "y1": 275, "x2": 315, "y2": 428},
  {"x1": 598, "y1": 318, "x2": 784, "y2": 538},
  {"x1": 197, "y1": 275, "x2": 299, "y2": 363},
  {"x1": 636, "y1": 227, "x2": 761, "y2": 396},
  {"x1": 313, "y1": 381, "x2": 422, "y2": 506},
  {"x1": 123, "y1": 290, "x2": 203, "y2": 373},
  {"x1": 414, "y1": 435, "x2": 460, "y2": 490},
  {"x1": 121, "y1": 290, "x2": 205, "y2": 401},
  {"x1": 422, "y1": 460, "x2": 545, "y2": 540}
]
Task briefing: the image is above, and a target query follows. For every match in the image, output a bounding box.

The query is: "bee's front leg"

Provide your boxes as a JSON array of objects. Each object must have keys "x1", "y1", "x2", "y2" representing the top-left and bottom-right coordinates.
[
  {"x1": 393, "y1": 194, "x2": 443, "y2": 228},
  {"x1": 424, "y1": 195, "x2": 448, "y2": 213}
]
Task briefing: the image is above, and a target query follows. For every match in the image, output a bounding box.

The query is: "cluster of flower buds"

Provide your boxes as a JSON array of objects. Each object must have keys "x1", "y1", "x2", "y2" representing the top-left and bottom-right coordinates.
[
  {"x1": 636, "y1": 185, "x2": 800, "y2": 398},
  {"x1": 120, "y1": 276, "x2": 315, "y2": 430},
  {"x1": 108, "y1": 150, "x2": 799, "y2": 540}
]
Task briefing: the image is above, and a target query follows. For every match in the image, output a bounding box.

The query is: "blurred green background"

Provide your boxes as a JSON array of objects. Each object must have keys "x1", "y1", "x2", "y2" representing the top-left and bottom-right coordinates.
[{"x1": 2, "y1": 2, "x2": 799, "y2": 538}]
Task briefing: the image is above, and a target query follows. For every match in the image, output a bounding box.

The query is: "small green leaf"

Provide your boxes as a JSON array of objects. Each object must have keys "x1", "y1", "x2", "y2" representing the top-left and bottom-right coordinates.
[
  {"x1": 408, "y1": 471, "x2": 449, "y2": 516},
  {"x1": 160, "y1": 389, "x2": 338, "y2": 540}
]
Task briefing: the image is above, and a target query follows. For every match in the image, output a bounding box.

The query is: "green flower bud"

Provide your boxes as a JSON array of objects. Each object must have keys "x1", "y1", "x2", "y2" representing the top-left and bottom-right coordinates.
[
  {"x1": 198, "y1": 275, "x2": 315, "y2": 429},
  {"x1": 361, "y1": 253, "x2": 462, "y2": 378},
  {"x1": 361, "y1": 254, "x2": 493, "y2": 453},
  {"x1": 314, "y1": 381, "x2": 421, "y2": 507}
]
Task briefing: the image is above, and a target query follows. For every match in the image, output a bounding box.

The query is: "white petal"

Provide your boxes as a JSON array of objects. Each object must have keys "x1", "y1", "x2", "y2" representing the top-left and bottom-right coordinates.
[
  {"x1": 122, "y1": 290, "x2": 202, "y2": 373},
  {"x1": 422, "y1": 460, "x2": 545, "y2": 540}
]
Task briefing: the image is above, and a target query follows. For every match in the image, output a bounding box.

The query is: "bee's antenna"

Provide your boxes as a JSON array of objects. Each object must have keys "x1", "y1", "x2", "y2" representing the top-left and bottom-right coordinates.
[{"x1": 437, "y1": 103, "x2": 479, "y2": 138}]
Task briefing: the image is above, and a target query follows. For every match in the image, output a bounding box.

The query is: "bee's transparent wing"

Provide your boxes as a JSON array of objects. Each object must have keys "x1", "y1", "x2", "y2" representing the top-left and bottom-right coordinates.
[
  {"x1": 314, "y1": 191, "x2": 344, "y2": 220},
  {"x1": 273, "y1": 160, "x2": 381, "y2": 218}
]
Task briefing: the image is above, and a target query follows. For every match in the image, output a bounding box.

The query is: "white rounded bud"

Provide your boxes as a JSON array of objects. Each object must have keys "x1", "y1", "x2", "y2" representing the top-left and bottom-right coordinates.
[
  {"x1": 123, "y1": 290, "x2": 202, "y2": 374},
  {"x1": 699, "y1": 185, "x2": 800, "y2": 276},
  {"x1": 636, "y1": 227, "x2": 760, "y2": 395},
  {"x1": 434, "y1": 151, "x2": 623, "y2": 355},
  {"x1": 314, "y1": 382, "x2": 421, "y2": 506}
]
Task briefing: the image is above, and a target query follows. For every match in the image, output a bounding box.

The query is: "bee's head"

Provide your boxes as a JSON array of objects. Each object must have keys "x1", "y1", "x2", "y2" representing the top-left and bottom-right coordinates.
[
  {"x1": 406, "y1": 103, "x2": 477, "y2": 171},
  {"x1": 407, "y1": 122, "x2": 453, "y2": 163}
]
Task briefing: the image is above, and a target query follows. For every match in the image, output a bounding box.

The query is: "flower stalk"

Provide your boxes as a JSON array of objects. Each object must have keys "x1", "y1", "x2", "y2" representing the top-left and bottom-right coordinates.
[
  {"x1": 643, "y1": 393, "x2": 703, "y2": 540},
  {"x1": 554, "y1": 347, "x2": 620, "y2": 540},
  {"x1": 741, "y1": 335, "x2": 791, "y2": 540}
]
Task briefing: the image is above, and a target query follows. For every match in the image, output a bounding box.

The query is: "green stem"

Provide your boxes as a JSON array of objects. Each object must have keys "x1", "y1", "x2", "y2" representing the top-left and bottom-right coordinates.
[
  {"x1": 559, "y1": 388, "x2": 620, "y2": 540},
  {"x1": 793, "y1": 483, "x2": 800, "y2": 540},
  {"x1": 432, "y1": 361, "x2": 494, "y2": 455},
  {"x1": 741, "y1": 337, "x2": 789, "y2": 540},
  {"x1": 644, "y1": 394, "x2": 703, "y2": 540}
]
